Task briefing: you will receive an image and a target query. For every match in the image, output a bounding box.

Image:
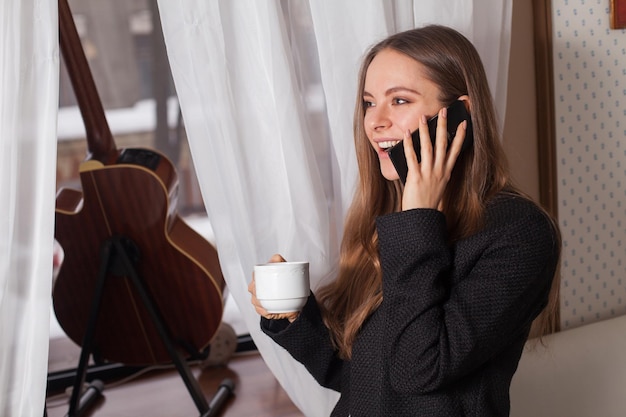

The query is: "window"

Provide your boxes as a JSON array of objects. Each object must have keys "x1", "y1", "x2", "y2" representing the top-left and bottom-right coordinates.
[{"x1": 57, "y1": 0, "x2": 204, "y2": 215}]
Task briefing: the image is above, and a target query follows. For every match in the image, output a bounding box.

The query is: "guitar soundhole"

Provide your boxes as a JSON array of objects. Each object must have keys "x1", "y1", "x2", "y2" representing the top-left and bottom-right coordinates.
[{"x1": 118, "y1": 149, "x2": 161, "y2": 171}]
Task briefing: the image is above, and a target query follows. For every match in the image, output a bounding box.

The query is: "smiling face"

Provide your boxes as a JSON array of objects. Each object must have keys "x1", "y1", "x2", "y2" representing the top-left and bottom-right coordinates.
[{"x1": 363, "y1": 48, "x2": 444, "y2": 181}]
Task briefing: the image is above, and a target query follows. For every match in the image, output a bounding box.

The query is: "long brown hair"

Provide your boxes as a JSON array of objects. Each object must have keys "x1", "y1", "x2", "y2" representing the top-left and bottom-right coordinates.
[{"x1": 316, "y1": 25, "x2": 560, "y2": 359}]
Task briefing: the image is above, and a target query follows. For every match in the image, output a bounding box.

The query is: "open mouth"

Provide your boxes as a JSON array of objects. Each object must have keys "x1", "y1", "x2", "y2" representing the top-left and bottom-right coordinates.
[{"x1": 378, "y1": 140, "x2": 401, "y2": 150}]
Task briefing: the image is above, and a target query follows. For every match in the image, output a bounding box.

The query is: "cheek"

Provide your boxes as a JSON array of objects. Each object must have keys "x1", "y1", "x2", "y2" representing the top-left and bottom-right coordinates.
[{"x1": 362, "y1": 116, "x2": 372, "y2": 138}]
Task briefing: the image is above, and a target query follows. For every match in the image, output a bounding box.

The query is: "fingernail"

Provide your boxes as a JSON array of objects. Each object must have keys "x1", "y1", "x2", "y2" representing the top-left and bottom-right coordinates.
[
  {"x1": 421, "y1": 115, "x2": 427, "y2": 124},
  {"x1": 441, "y1": 107, "x2": 447, "y2": 118}
]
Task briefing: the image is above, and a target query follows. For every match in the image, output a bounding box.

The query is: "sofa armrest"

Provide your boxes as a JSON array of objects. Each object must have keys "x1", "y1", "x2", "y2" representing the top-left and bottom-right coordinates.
[{"x1": 511, "y1": 314, "x2": 626, "y2": 417}]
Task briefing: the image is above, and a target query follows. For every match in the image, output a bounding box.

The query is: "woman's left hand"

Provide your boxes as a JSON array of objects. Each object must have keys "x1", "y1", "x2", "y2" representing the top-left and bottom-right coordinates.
[
  {"x1": 401, "y1": 107, "x2": 467, "y2": 211},
  {"x1": 248, "y1": 254, "x2": 300, "y2": 322}
]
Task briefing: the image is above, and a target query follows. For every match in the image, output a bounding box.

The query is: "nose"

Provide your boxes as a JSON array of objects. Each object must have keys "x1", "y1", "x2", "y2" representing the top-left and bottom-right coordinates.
[{"x1": 366, "y1": 105, "x2": 391, "y2": 131}]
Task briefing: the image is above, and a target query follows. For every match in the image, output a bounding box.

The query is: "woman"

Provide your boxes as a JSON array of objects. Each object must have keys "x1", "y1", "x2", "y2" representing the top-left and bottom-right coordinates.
[{"x1": 249, "y1": 25, "x2": 560, "y2": 416}]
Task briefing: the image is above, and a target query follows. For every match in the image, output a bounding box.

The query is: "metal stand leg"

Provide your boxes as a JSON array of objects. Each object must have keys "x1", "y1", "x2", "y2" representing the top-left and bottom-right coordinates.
[
  {"x1": 66, "y1": 239, "x2": 113, "y2": 417},
  {"x1": 109, "y1": 237, "x2": 210, "y2": 415},
  {"x1": 64, "y1": 236, "x2": 213, "y2": 416}
]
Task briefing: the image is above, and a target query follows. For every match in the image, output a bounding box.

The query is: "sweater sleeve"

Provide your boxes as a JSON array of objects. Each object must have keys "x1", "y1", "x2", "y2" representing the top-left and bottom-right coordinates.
[
  {"x1": 376, "y1": 203, "x2": 559, "y2": 395},
  {"x1": 260, "y1": 293, "x2": 344, "y2": 392}
]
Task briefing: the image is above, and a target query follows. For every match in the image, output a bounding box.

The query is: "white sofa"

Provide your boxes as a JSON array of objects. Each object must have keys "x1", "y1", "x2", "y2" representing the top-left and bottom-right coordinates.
[{"x1": 510, "y1": 314, "x2": 626, "y2": 417}]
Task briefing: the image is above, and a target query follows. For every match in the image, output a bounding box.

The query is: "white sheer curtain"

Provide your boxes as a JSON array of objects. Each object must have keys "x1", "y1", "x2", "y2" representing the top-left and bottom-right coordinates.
[
  {"x1": 0, "y1": 0, "x2": 512, "y2": 415},
  {"x1": 157, "y1": 1, "x2": 512, "y2": 415},
  {"x1": 0, "y1": 0, "x2": 58, "y2": 416}
]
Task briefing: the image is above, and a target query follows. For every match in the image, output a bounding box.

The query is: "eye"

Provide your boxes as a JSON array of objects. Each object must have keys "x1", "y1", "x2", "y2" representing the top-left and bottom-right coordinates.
[
  {"x1": 363, "y1": 100, "x2": 375, "y2": 109},
  {"x1": 393, "y1": 97, "x2": 409, "y2": 105}
]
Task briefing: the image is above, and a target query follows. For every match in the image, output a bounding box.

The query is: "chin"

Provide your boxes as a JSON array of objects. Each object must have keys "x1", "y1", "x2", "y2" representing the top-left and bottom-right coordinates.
[{"x1": 381, "y1": 166, "x2": 400, "y2": 181}]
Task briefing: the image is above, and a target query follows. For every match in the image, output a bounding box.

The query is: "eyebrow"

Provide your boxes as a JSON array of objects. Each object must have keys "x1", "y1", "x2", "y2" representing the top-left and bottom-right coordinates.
[{"x1": 362, "y1": 86, "x2": 421, "y2": 97}]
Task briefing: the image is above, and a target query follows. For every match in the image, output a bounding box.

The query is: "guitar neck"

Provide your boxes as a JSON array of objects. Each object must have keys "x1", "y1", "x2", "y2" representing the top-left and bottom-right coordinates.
[{"x1": 59, "y1": 0, "x2": 117, "y2": 162}]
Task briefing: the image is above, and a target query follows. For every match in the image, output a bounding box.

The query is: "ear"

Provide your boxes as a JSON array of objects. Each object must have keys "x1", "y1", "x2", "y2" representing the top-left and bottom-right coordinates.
[{"x1": 458, "y1": 95, "x2": 471, "y2": 113}]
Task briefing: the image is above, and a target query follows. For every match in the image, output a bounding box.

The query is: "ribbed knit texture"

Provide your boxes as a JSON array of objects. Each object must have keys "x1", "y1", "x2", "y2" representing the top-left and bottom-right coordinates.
[{"x1": 262, "y1": 193, "x2": 559, "y2": 416}]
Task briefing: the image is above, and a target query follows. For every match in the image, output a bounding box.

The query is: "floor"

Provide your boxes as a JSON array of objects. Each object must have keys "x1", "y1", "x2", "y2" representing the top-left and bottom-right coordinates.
[{"x1": 45, "y1": 336, "x2": 304, "y2": 417}]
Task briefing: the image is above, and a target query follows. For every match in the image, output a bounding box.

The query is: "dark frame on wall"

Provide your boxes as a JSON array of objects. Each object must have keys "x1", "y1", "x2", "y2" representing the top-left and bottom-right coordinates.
[
  {"x1": 610, "y1": 0, "x2": 626, "y2": 29},
  {"x1": 532, "y1": 0, "x2": 558, "y2": 219}
]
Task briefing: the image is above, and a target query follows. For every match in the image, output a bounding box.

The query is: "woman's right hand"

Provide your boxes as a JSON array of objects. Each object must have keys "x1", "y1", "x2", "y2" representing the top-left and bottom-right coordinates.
[{"x1": 249, "y1": 254, "x2": 300, "y2": 322}]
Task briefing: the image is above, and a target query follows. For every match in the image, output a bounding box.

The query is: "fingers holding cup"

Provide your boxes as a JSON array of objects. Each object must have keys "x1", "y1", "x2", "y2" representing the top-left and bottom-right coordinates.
[{"x1": 250, "y1": 259, "x2": 309, "y2": 322}]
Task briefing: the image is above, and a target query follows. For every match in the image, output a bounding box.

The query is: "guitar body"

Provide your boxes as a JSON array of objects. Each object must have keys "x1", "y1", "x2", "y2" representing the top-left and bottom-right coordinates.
[{"x1": 53, "y1": 148, "x2": 225, "y2": 365}]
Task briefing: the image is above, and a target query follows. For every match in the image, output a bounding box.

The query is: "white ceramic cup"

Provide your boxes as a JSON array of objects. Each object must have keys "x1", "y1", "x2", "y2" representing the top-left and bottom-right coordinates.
[{"x1": 254, "y1": 261, "x2": 310, "y2": 313}]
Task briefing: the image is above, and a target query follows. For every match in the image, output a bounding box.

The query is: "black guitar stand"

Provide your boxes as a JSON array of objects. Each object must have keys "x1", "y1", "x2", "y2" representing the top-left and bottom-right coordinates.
[{"x1": 60, "y1": 235, "x2": 233, "y2": 417}]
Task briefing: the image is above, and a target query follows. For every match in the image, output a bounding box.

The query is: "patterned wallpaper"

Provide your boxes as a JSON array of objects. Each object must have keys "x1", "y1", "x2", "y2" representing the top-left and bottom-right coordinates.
[{"x1": 552, "y1": 0, "x2": 626, "y2": 328}]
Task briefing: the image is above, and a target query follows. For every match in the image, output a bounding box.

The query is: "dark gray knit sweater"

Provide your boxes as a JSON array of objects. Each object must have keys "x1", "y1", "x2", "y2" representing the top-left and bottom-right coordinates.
[{"x1": 261, "y1": 192, "x2": 560, "y2": 416}]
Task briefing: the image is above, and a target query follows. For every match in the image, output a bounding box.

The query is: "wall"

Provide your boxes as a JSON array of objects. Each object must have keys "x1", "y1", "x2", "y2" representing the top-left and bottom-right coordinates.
[{"x1": 552, "y1": 0, "x2": 626, "y2": 329}]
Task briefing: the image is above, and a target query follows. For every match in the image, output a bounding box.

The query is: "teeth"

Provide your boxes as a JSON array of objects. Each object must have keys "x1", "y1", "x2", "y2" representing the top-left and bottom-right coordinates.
[{"x1": 379, "y1": 141, "x2": 400, "y2": 149}]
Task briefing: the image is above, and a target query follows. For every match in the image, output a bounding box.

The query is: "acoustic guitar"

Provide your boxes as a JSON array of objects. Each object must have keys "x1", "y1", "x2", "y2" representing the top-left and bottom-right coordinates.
[{"x1": 53, "y1": 0, "x2": 225, "y2": 366}]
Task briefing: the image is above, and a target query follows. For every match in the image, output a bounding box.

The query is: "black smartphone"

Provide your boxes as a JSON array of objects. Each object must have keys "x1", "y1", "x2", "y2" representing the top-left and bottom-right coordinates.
[{"x1": 386, "y1": 99, "x2": 474, "y2": 184}]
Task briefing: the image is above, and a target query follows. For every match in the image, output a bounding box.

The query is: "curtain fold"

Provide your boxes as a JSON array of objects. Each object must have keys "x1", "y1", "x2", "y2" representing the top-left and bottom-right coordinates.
[
  {"x1": 158, "y1": 1, "x2": 513, "y2": 415},
  {"x1": 0, "y1": 0, "x2": 59, "y2": 415}
]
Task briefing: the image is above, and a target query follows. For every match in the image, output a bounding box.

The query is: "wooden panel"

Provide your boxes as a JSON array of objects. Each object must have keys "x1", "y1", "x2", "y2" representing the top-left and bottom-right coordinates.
[{"x1": 532, "y1": 0, "x2": 558, "y2": 219}]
